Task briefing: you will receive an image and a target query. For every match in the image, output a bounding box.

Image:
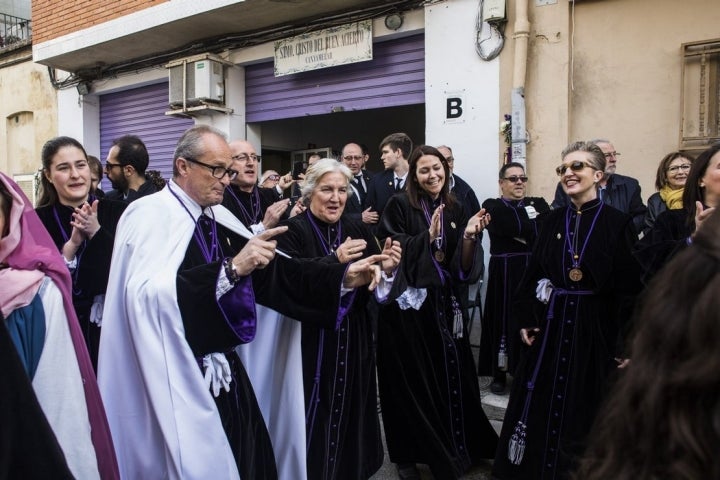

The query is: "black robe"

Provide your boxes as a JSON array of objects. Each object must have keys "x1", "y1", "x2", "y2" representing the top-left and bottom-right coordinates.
[
  {"x1": 277, "y1": 211, "x2": 384, "y2": 480},
  {"x1": 222, "y1": 184, "x2": 281, "y2": 228},
  {"x1": 478, "y1": 196, "x2": 549, "y2": 377},
  {"x1": 492, "y1": 199, "x2": 641, "y2": 480},
  {"x1": 633, "y1": 208, "x2": 690, "y2": 285},
  {"x1": 176, "y1": 217, "x2": 350, "y2": 480},
  {"x1": 376, "y1": 193, "x2": 499, "y2": 479},
  {"x1": 35, "y1": 199, "x2": 127, "y2": 370}
]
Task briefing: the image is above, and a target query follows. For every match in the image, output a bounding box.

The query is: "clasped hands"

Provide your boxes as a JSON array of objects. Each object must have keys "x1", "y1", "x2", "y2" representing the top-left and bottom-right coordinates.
[{"x1": 70, "y1": 199, "x2": 101, "y2": 242}]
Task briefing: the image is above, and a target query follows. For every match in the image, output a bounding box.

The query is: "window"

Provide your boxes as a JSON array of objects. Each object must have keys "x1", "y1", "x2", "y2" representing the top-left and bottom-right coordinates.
[{"x1": 681, "y1": 39, "x2": 720, "y2": 151}]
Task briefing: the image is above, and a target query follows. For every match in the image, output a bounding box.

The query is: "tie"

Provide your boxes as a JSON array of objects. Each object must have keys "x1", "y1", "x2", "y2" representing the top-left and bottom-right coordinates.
[
  {"x1": 395, "y1": 177, "x2": 403, "y2": 192},
  {"x1": 197, "y1": 213, "x2": 220, "y2": 261},
  {"x1": 354, "y1": 175, "x2": 366, "y2": 195}
]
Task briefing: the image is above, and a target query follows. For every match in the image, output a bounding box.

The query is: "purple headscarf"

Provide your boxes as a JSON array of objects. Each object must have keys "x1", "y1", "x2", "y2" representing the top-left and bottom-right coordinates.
[{"x1": 0, "y1": 173, "x2": 119, "y2": 479}]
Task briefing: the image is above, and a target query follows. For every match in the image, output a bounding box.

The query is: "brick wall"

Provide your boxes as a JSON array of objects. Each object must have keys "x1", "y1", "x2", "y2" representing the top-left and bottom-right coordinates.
[{"x1": 32, "y1": 0, "x2": 169, "y2": 44}]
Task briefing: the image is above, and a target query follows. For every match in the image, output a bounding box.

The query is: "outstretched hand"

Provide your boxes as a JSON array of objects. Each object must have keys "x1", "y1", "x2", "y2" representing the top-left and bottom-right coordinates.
[
  {"x1": 379, "y1": 237, "x2": 402, "y2": 274},
  {"x1": 335, "y1": 237, "x2": 367, "y2": 263},
  {"x1": 262, "y1": 199, "x2": 291, "y2": 229},
  {"x1": 342, "y1": 253, "x2": 389, "y2": 291},
  {"x1": 465, "y1": 208, "x2": 491, "y2": 239},
  {"x1": 693, "y1": 201, "x2": 716, "y2": 237},
  {"x1": 232, "y1": 225, "x2": 288, "y2": 276}
]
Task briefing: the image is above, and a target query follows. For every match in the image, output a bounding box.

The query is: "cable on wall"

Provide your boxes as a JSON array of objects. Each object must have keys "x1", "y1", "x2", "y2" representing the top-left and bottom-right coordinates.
[{"x1": 475, "y1": 0, "x2": 506, "y2": 61}]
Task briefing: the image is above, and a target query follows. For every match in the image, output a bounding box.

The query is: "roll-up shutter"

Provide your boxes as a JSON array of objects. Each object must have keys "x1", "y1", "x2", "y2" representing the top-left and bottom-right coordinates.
[
  {"x1": 245, "y1": 33, "x2": 424, "y2": 122},
  {"x1": 99, "y1": 82, "x2": 193, "y2": 186}
]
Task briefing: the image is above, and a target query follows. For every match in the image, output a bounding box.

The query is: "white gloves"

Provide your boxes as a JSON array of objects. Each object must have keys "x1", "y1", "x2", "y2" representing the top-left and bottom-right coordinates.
[
  {"x1": 202, "y1": 353, "x2": 232, "y2": 397},
  {"x1": 535, "y1": 278, "x2": 554, "y2": 304},
  {"x1": 90, "y1": 294, "x2": 105, "y2": 326}
]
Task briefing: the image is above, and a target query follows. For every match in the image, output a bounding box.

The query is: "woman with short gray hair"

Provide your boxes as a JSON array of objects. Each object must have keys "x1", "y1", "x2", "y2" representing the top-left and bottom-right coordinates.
[{"x1": 277, "y1": 158, "x2": 402, "y2": 480}]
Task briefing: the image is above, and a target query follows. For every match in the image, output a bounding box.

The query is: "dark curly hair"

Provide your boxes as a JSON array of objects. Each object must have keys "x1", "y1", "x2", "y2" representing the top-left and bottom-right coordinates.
[{"x1": 575, "y1": 210, "x2": 720, "y2": 480}]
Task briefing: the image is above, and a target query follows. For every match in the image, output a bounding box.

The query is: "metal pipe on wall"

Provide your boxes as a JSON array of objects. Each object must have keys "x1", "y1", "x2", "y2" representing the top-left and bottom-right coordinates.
[{"x1": 511, "y1": 0, "x2": 530, "y2": 166}]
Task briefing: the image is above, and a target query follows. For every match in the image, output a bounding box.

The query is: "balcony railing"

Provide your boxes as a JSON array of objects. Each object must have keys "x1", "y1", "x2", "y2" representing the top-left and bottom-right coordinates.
[{"x1": 0, "y1": 13, "x2": 32, "y2": 50}]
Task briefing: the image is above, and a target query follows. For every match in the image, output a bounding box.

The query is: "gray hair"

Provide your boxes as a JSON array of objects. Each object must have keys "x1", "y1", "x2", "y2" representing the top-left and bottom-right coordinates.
[
  {"x1": 561, "y1": 140, "x2": 606, "y2": 172},
  {"x1": 172, "y1": 124, "x2": 228, "y2": 177},
  {"x1": 300, "y1": 158, "x2": 352, "y2": 202}
]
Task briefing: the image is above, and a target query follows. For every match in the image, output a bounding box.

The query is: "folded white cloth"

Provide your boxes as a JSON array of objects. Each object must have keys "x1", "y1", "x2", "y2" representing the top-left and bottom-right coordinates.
[
  {"x1": 535, "y1": 278, "x2": 554, "y2": 304},
  {"x1": 396, "y1": 287, "x2": 427, "y2": 310}
]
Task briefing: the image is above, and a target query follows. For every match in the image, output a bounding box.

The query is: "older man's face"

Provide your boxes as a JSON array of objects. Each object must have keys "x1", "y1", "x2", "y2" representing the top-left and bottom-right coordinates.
[
  {"x1": 230, "y1": 140, "x2": 259, "y2": 192},
  {"x1": 341, "y1": 143, "x2": 366, "y2": 175},
  {"x1": 597, "y1": 142, "x2": 619, "y2": 175},
  {"x1": 181, "y1": 133, "x2": 233, "y2": 207}
]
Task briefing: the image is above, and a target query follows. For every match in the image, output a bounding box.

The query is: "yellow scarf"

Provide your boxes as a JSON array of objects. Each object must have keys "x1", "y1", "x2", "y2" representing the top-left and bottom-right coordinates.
[{"x1": 659, "y1": 185, "x2": 683, "y2": 210}]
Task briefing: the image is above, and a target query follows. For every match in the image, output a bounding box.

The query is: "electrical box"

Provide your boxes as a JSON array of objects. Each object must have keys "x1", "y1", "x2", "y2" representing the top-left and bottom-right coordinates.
[
  {"x1": 168, "y1": 57, "x2": 225, "y2": 108},
  {"x1": 483, "y1": 0, "x2": 506, "y2": 23}
]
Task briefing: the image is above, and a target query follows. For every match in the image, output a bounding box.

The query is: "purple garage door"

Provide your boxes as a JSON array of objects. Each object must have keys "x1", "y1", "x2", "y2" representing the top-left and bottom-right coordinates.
[
  {"x1": 99, "y1": 82, "x2": 194, "y2": 188},
  {"x1": 245, "y1": 34, "x2": 425, "y2": 122}
]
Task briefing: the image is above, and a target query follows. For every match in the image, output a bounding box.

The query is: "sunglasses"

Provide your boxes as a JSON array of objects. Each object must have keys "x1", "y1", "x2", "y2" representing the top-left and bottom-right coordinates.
[
  {"x1": 503, "y1": 175, "x2": 528, "y2": 183},
  {"x1": 555, "y1": 160, "x2": 596, "y2": 176}
]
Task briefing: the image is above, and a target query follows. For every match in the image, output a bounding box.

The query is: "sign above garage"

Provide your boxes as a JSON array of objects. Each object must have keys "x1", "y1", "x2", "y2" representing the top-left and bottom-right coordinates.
[{"x1": 274, "y1": 20, "x2": 373, "y2": 77}]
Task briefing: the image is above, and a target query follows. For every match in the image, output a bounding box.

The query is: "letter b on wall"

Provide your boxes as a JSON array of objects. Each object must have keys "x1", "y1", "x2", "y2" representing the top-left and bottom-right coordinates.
[{"x1": 446, "y1": 97, "x2": 463, "y2": 119}]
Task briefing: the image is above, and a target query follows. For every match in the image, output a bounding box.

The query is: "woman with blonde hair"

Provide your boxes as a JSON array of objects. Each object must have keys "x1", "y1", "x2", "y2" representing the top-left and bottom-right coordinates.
[{"x1": 492, "y1": 141, "x2": 641, "y2": 480}]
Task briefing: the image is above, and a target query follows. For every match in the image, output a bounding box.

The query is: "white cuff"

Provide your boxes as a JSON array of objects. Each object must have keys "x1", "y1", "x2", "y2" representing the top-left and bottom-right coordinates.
[{"x1": 250, "y1": 222, "x2": 266, "y2": 235}]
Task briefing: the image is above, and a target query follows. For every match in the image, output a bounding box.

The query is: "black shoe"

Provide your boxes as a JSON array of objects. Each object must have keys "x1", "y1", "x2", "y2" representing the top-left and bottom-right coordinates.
[
  {"x1": 490, "y1": 375, "x2": 506, "y2": 394},
  {"x1": 396, "y1": 463, "x2": 420, "y2": 480}
]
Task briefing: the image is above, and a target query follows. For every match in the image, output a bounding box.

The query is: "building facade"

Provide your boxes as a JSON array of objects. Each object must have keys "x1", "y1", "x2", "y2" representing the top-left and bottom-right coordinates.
[
  {"x1": 28, "y1": 0, "x2": 720, "y2": 203},
  {"x1": 1, "y1": 0, "x2": 55, "y2": 201}
]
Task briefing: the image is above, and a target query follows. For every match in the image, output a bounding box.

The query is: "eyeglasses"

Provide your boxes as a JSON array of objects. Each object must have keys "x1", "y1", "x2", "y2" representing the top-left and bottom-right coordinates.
[
  {"x1": 503, "y1": 175, "x2": 528, "y2": 183},
  {"x1": 265, "y1": 175, "x2": 280, "y2": 181},
  {"x1": 556, "y1": 160, "x2": 596, "y2": 176},
  {"x1": 603, "y1": 151, "x2": 621, "y2": 158},
  {"x1": 184, "y1": 157, "x2": 238, "y2": 181},
  {"x1": 666, "y1": 164, "x2": 692, "y2": 174},
  {"x1": 342, "y1": 155, "x2": 364, "y2": 161},
  {"x1": 105, "y1": 162, "x2": 124, "y2": 171},
  {"x1": 233, "y1": 153, "x2": 262, "y2": 163}
]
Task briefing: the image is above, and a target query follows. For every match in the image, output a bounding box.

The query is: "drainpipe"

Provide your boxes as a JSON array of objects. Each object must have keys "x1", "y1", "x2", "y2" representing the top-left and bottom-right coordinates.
[{"x1": 511, "y1": 0, "x2": 530, "y2": 166}]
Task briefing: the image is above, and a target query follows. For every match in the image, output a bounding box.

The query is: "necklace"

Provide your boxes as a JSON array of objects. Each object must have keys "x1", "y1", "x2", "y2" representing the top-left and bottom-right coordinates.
[
  {"x1": 225, "y1": 185, "x2": 261, "y2": 226},
  {"x1": 564, "y1": 202, "x2": 603, "y2": 282}
]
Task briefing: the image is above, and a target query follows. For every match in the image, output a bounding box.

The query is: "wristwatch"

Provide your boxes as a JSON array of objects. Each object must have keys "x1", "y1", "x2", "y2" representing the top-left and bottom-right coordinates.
[{"x1": 223, "y1": 257, "x2": 242, "y2": 284}]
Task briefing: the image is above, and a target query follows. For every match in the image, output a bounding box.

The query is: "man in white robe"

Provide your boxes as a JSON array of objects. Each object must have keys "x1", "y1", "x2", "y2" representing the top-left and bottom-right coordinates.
[{"x1": 98, "y1": 125, "x2": 385, "y2": 480}]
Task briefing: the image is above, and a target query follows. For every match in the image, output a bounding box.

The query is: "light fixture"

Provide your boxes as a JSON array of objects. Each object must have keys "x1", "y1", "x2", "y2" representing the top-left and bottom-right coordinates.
[
  {"x1": 76, "y1": 82, "x2": 91, "y2": 96},
  {"x1": 384, "y1": 13, "x2": 403, "y2": 31}
]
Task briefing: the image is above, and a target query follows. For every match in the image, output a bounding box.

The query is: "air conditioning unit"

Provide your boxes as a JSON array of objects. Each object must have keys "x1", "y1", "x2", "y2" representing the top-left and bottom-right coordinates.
[{"x1": 168, "y1": 56, "x2": 225, "y2": 109}]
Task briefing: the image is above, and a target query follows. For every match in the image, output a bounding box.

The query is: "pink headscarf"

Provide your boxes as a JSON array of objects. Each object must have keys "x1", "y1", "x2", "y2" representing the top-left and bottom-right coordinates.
[
  {"x1": 0, "y1": 173, "x2": 119, "y2": 479},
  {"x1": 0, "y1": 175, "x2": 45, "y2": 316}
]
